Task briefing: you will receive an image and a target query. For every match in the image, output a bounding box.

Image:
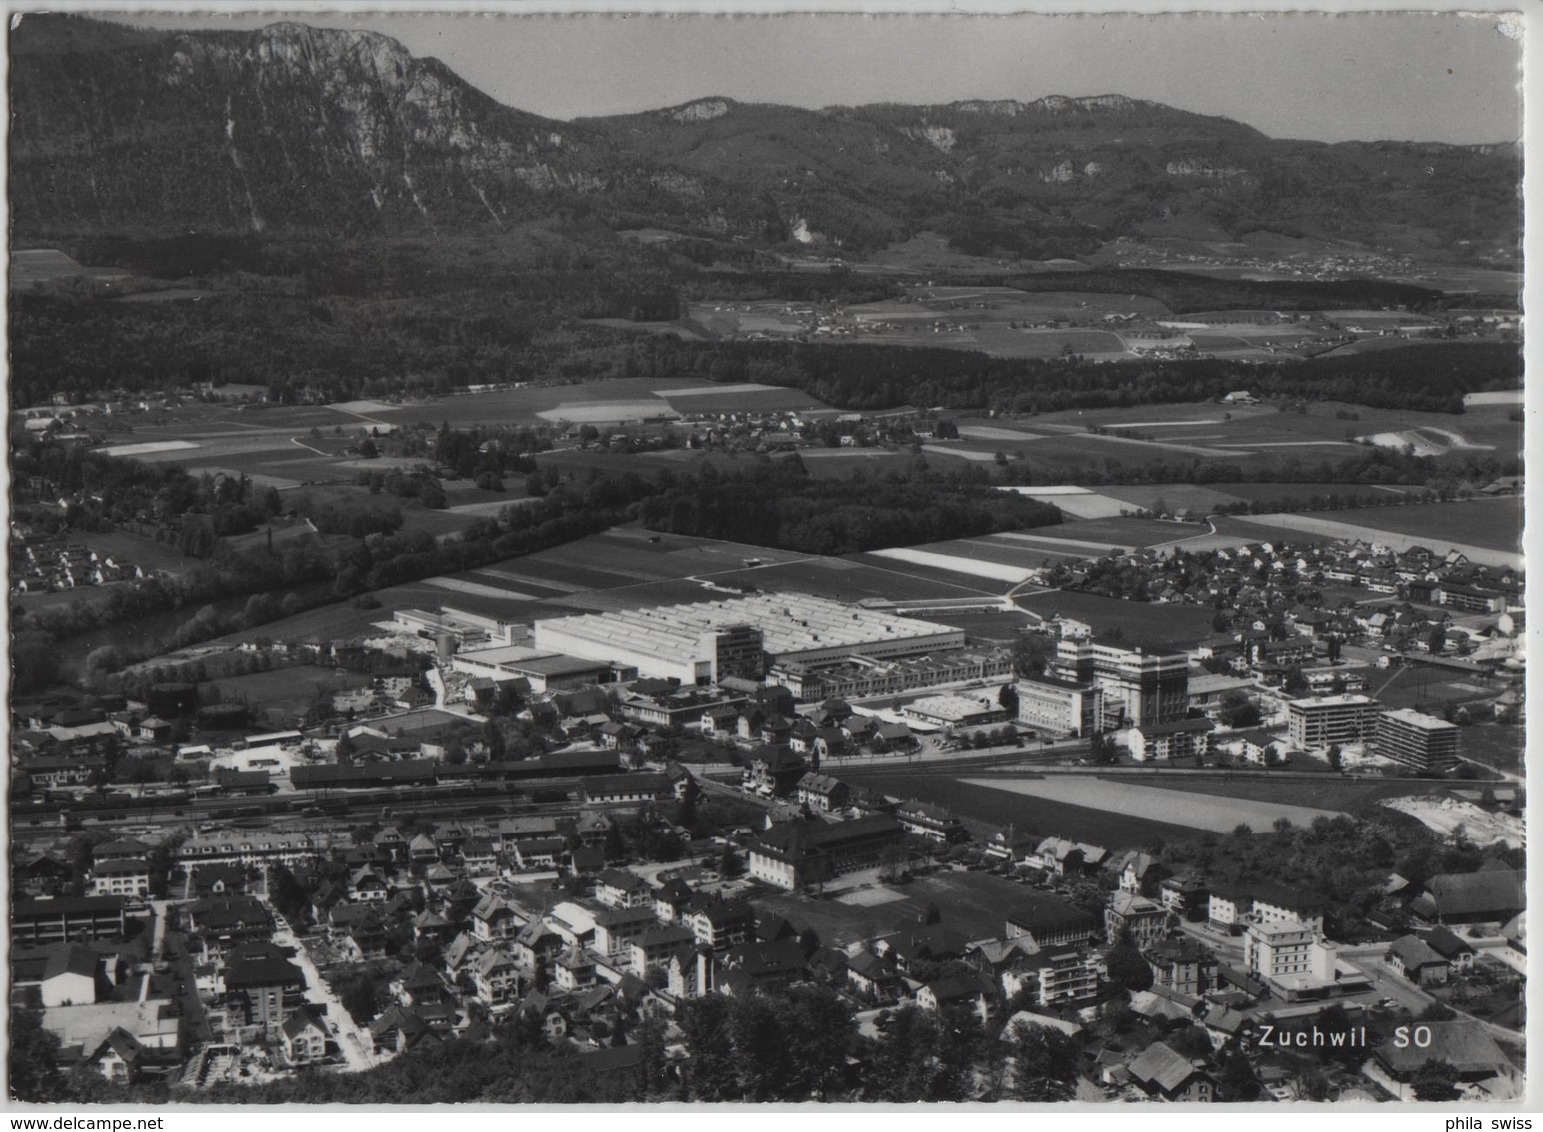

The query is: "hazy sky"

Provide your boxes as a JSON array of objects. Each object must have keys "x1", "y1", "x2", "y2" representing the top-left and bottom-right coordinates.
[{"x1": 83, "y1": 7, "x2": 1524, "y2": 144}]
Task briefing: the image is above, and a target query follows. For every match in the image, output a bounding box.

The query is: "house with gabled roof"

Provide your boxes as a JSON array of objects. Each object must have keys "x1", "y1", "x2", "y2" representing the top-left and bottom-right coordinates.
[
  {"x1": 685, "y1": 898, "x2": 755, "y2": 949},
  {"x1": 1126, "y1": 1040, "x2": 1214, "y2": 1102},
  {"x1": 281, "y1": 1006, "x2": 330, "y2": 1064},
  {"x1": 84, "y1": 1027, "x2": 147, "y2": 1085},
  {"x1": 718, "y1": 938, "x2": 807, "y2": 995},
  {"x1": 469, "y1": 950, "x2": 518, "y2": 1011},
  {"x1": 511, "y1": 921, "x2": 564, "y2": 970},
  {"x1": 916, "y1": 974, "x2": 990, "y2": 1022},
  {"x1": 795, "y1": 771, "x2": 849, "y2": 813},
  {"x1": 742, "y1": 746, "x2": 807, "y2": 797},
  {"x1": 595, "y1": 869, "x2": 654, "y2": 909},
  {"x1": 1387, "y1": 934, "x2": 1449, "y2": 986},
  {"x1": 371, "y1": 1005, "x2": 440, "y2": 1055},
  {"x1": 653, "y1": 877, "x2": 694, "y2": 925},
  {"x1": 1422, "y1": 925, "x2": 1477, "y2": 972},
  {"x1": 471, "y1": 894, "x2": 522, "y2": 943},
  {"x1": 846, "y1": 950, "x2": 903, "y2": 1003}
]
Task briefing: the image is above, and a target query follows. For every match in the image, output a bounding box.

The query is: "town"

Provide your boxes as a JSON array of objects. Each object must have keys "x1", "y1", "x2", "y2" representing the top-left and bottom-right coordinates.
[
  {"x1": 6, "y1": 8, "x2": 1525, "y2": 1110},
  {"x1": 10, "y1": 515, "x2": 1526, "y2": 1102}
]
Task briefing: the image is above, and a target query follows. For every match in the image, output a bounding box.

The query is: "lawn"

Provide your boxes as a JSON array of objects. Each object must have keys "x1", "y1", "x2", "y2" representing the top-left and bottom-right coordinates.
[
  {"x1": 1011, "y1": 589, "x2": 1217, "y2": 648},
  {"x1": 843, "y1": 771, "x2": 1201, "y2": 851}
]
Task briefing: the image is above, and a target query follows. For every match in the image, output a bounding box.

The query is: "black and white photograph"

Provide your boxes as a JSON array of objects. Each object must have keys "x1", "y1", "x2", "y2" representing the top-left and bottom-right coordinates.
[{"x1": 4, "y1": 1, "x2": 1530, "y2": 1111}]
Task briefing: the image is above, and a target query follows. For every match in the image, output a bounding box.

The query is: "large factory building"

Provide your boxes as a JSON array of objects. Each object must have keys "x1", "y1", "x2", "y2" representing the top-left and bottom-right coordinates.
[{"x1": 531, "y1": 593, "x2": 965, "y2": 687}]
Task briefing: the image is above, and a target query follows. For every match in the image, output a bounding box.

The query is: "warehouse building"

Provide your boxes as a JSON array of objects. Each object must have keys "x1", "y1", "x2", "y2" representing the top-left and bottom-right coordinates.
[{"x1": 533, "y1": 593, "x2": 964, "y2": 687}]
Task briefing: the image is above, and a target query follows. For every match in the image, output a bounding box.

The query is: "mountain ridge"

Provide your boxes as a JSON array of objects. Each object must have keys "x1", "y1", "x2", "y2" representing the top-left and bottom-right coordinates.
[{"x1": 9, "y1": 15, "x2": 1520, "y2": 261}]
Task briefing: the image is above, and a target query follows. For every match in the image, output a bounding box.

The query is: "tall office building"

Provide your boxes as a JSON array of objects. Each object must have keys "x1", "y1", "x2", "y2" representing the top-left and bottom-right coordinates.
[{"x1": 1047, "y1": 639, "x2": 1189, "y2": 727}]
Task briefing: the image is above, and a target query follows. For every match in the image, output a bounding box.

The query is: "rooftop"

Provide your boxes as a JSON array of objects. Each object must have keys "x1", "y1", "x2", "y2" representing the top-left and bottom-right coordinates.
[{"x1": 536, "y1": 592, "x2": 958, "y2": 660}]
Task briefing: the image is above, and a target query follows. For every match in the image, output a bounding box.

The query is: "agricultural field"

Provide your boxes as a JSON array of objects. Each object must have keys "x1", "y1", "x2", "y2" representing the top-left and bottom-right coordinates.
[
  {"x1": 1091, "y1": 483, "x2": 1255, "y2": 513},
  {"x1": 956, "y1": 775, "x2": 1341, "y2": 834},
  {"x1": 712, "y1": 555, "x2": 998, "y2": 603},
  {"x1": 847, "y1": 551, "x2": 1027, "y2": 594},
  {"x1": 1234, "y1": 511, "x2": 1520, "y2": 570},
  {"x1": 784, "y1": 449, "x2": 917, "y2": 478},
  {"x1": 1203, "y1": 482, "x2": 1408, "y2": 505},
  {"x1": 1048, "y1": 515, "x2": 1207, "y2": 547},
  {"x1": 865, "y1": 547, "x2": 1036, "y2": 586},
  {"x1": 843, "y1": 771, "x2": 1201, "y2": 850},
  {"x1": 995, "y1": 486, "x2": 1133, "y2": 520},
  {"x1": 1276, "y1": 498, "x2": 1522, "y2": 554},
  {"x1": 194, "y1": 525, "x2": 960, "y2": 647},
  {"x1": 1011, "y1": 590, "x2": 1217, "y2": 647}
]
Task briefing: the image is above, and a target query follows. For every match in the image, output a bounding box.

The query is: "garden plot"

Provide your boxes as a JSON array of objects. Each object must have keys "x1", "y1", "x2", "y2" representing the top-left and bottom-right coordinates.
[{"x1": 960, "y1": 776, "x2": 1339, "y2": 833}]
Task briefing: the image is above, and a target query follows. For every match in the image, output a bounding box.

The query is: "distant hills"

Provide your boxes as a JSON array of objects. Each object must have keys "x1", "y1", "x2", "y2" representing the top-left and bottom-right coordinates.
[{"x1": 9, "y1": 14, "x2": 1520, "y2": 261}]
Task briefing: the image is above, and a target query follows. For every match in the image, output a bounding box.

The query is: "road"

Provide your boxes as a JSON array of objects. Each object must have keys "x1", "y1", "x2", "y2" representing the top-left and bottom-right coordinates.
[
  {"x1": 1174, "y1": 922, "x2": 1522, "y2": 1045},
  {"x1": 273, "y1": 917, "x2": 380, "y2": 1072},
  {"x1": 159, "y1": 916, "x2": 215, "y2": 1045}
]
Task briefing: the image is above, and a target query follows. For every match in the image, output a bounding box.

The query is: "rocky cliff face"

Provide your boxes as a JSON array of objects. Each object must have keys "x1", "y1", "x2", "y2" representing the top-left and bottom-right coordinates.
[{"x1": 10, "y1": 15, "x2": 1520, "y2": 259}]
